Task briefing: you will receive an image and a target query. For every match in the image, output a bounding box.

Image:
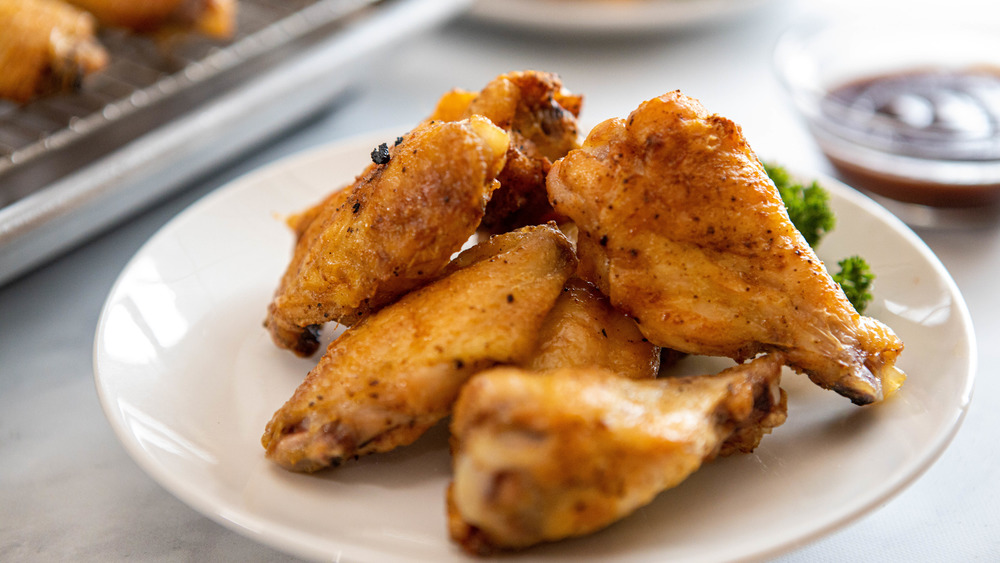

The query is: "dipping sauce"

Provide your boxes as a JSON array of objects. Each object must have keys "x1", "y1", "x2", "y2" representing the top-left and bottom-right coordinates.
[
  {"x1": 814, "y1": 68, "x2": 1000, "y2": 207},
  {"x1": 826, "y1": 69, "x2": 1000, "y2": 160}
]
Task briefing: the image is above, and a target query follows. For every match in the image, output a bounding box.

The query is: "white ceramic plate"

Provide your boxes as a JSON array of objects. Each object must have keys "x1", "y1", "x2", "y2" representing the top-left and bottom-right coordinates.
[
  {"x1": 467, "y1": 0, "x2": 775, "y2": 34},
  {"x1": 94, "y1": 132, "x2": 975, "y2": 562}
]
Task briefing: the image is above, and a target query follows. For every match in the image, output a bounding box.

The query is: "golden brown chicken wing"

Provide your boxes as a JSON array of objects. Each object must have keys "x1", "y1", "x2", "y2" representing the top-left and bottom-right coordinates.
[
  {"x1": 522, "y1": 277, "x2": 659, "y2": 380},
  {"x1": 265, "y1": 116, "x2": 509, "y2": 356},
  {"x1": 285, "y1": 71, "x2": 582, "y2": 240},
  {"x1": 546, "y1": 91, "x2": 905, "y2": 405},
  {"x1": 0, "y1": 0, "x2": 108, "y2": 103},
  {"x1": 261, "y1": 224, "x2": 577, "y2": 472},
  {"x1": 447, "y1": 354, "x2": 787, "y2": 555},
  {"x1": 427, "y1": 70, "x2": 583, "y2": 232},
  {"x1": 64, "y1": 0, "x2": 236, "y2": 37}
]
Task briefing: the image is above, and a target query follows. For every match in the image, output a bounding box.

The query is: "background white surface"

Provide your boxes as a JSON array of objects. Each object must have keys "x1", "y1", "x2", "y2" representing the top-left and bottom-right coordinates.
[{"x1": 2, "y1": 0, "x2": 999, "y2": 560}]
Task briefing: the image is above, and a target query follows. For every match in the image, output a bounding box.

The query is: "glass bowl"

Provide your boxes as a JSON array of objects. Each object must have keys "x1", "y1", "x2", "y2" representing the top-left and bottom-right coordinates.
[{"x1": 774, "y1": 19, "x2": 1000, "y2": 226}]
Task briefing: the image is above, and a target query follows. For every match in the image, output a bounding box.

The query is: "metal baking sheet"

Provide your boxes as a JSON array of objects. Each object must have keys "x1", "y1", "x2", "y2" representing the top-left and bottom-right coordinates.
[{"x1": 0, "y1": 0, "x2": 471, "y2": 285}]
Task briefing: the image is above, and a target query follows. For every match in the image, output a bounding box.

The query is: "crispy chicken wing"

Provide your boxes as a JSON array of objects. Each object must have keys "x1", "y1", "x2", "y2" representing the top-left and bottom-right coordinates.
[
  {"x1": 523, "y1": 277, "x2": 659, "y2": 379},
  {"x1": 265, "y1": 116, "x2": 509, "y2": 356},
  {"x1": 427, "y1": 70, "x2": 583, "y2": 232},
  {"x1": 286, "y1": 71, "x2": 582, "y2": 240},
  {"x1": 0, "y1": 0, "x2": 108, "y2": 103},
  {"x1": 547, "y1": 91, "x2": 905, "y2": 405},
  {"x1": 65, "y1": 0, "x2": 236, "y2": 37},
  {"x1": 447, "y1": 354, "x2": 787, "y2": 554},
  {"x1": 262, "y1": 224, "x2": 577, "y2": 472}
]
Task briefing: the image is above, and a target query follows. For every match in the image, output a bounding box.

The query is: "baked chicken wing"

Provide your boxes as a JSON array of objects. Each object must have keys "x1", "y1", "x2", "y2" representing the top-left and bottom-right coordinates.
[
  {"x1": 286, "y1": 71, "x2": 582, "y2": 239},
  {"x1": 523, "y1": 277, "x2": 659, "y2": 380},
  {"x1": 65, "y1": 0, "x2": 236, "y2": 37},
  {"x1": 447, "y1": 354, "x2": 787, "y2": 554},
  {"x1": 265, "y1": 116, "x2": 509, "y2": 356},
  {"x1": 546, "y1": 91, "x2": 905, "y2": 405},
  {"x1": 427, "y1": 70, "x2": 583, "y2": 232},
  {"x1": 262, "y1": 224, "x2": 577, "y2": 472},
  {"x1": 0, "y1": 0, "x2": 108, "y2": 103}
]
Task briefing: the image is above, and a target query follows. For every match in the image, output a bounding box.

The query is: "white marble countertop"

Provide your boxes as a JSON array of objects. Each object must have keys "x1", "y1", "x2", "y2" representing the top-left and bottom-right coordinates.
[{"x1": 2, "y1": 0, "x2": 998, "y2": 560}]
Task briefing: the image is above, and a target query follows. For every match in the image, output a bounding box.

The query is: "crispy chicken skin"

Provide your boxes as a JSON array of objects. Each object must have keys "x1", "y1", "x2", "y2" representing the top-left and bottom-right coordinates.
[
  {"x1": 64, "y1": 0, "x2": 236, "y2": 38},
  {"x1": 447, "y1": 354, "x2": 787, "y2": 555},
  {"x1": 427, "y1": 71, "x2": 583, "y2": 233},
  {"x1": 523, "y1": 277, "x2": 659, "y2": 380},
  {"x1": 547, "y1": 91, "x2": 905, "y2": 405},
  {"x1": 0, "y1": 0, "x2": 108, "y2": 103},
  {"x1": 262, "y1": 224, "x2": 577, "y2": 472},
  {"x1": 284, "y1": 186, "x2": 350, "y2": 243},
  {"x1": 264, "y1": 116, "x2": 509, "y2": 356}
]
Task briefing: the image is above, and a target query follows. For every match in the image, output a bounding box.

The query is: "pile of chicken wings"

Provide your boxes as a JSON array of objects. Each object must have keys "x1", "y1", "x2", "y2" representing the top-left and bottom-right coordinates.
[{"x1": 260, "y1": 71, "x2": 905, "y2": 555}]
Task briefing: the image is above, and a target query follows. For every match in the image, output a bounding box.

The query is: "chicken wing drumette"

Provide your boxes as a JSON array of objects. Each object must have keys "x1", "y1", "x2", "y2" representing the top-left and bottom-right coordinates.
[
  {"x1": 546, "y1": 91, "x2": 905, "y2": 405},
  {"x1": 265, "y1": 116, "x2": 509, "y2": 356},
  {"x1": 262, "y1": 224, "x2": 576, "y2": 472},
  {"x1": 447, "y1": 354, "x2": 787, "y2": 554}
]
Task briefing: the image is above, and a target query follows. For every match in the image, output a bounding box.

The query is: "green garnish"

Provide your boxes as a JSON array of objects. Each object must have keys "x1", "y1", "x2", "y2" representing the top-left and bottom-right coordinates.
[
  {"x1": 764, "y1": 162, "x2": 835, "y2": 247},
  {"x1": 833, "y1": 255, "x2": 875, "y2": 314}
]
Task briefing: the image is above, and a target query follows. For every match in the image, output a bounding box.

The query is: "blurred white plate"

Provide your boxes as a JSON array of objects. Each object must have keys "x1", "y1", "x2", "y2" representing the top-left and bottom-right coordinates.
[
  {"x1": 467, "y1": 0, "x2": 775, "y2": 34},
  {"x1": 94, "y1": 132, "x2": 975, "y2": 562}
]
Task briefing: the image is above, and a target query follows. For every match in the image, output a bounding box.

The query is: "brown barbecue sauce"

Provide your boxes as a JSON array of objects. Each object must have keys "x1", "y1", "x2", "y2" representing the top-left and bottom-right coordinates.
[{"x1": 820, "y1": 68, "x2": 1000, "y2": 206}]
